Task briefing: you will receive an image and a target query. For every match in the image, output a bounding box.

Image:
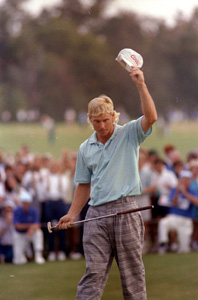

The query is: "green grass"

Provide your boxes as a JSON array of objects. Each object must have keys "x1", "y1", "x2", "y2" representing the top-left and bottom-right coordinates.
[
  {"x1": 0, "y1": 123, "x2": 92, "y2": 158},
  {"x1": 1, "y1": 253, "x2": 198, "y2": 300},
  {"x1": 145, "y1": 253, "x2": 198, "y2": 300},
  {"x1": 0, "y1": 121, "x2": 197, "y2": 159},
  {"x1": 144, "y1": 121, "x2": 198, "y2": 160}
]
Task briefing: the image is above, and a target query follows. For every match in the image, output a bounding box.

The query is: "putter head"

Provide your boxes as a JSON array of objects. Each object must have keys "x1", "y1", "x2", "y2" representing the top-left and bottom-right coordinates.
[
  {"x1": 47, "y1": 221, "x2": 53, "y2": 233},
  {"x1": 116, "y1": 48, "x2": 143, "y2": 72}
]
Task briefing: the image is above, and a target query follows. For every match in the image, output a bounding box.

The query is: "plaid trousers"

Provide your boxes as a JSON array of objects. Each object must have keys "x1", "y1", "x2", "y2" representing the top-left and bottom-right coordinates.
[{"x1": 76, "y1": 197, "x2": 147, "y2": 300}]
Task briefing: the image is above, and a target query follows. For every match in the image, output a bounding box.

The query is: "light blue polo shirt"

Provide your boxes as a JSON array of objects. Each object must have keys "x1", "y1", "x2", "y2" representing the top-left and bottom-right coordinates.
[{"x1": 74, "y1": 116, "x2": 152, "y2": 206}]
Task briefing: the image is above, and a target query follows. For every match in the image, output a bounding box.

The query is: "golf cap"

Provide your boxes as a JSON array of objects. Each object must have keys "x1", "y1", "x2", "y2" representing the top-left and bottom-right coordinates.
[
  {"x1": 115, "y1": 48, "x2": 143, "y2": 72},
  {"x1": 179, "y1": 170, "x2": 192, "y2": 179},
  {"x1": 19, "y1": 190, "x2": 33, "y2": 203}
]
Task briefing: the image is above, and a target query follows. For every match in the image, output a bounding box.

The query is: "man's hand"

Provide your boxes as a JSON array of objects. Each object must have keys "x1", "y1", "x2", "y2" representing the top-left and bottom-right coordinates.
[
  {"x1": 27, "y1": 224, "x2": 40, "y2": 237},
  {"x1": 57, "y1": 214, "x2": 76, "y2": 230},
  {"x1": 57, "y1": 183, "x2": 90, "y2": 230},
  {"x1": 5, "y1": 212, "x2": 13, "y2": 225},
  {"x1": 130, "y1": 67, "x2": 145, "y2": 87}
]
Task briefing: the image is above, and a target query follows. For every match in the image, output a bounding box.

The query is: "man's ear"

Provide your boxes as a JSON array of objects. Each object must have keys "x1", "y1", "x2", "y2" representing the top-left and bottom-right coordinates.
[{"x1": 112, "y1": 111, "x2": 116, "y2": 122}]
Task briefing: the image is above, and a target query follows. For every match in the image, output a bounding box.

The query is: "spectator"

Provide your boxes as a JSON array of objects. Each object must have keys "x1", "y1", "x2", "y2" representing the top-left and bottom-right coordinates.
[
  {"x1": 16, "y1": 144, "x2": 34, "y2": 165},
  {"x1": 22, "y1": 155, "x2": 47, "y2": 216},
  {"x1": 163, "y1": 144, "x2": 175, "y2": 167},
  {"x1": 186, "y1": 150, "x2": 198, "y2": 163},
  {"x1": 188, "y1": 160, "x2": 198, "y2": 250},
  {"x1": 13, "y1": 189, "x2": 45, "y2": 265},
  {"x1": 137, "y1": 148, "x2": 157, "y2": 253},
  {"x1": 14, "y1": 161, "x2": 27, "y2": 185},
  {"x1": 45, "y1": 160, "x2": 70, "y2": 262},
  {"x1": 0, "y1": 143, "x2": 197, "y2": 262},
  {"x1": 0, "y1": 201, "x2": 15, "y2": 263},
  {"x1": 61, "y1": 152, "x2": 83, "y2": 260},
  {"x1": 163, "y1": 145, "x2": 182, "y2": 172},
  {"x1": 158, "y1": 170, "x2": 198, "y2": 254},
  {"x1": 0, "y1": 175, "x2": 5, "y2": 214},
  {"x1": 172, "y1": 160, "x2": 184, "y2": 178},
  {"x1": 41, "y1": 115, "x2": 56, "y2": 144},
  {"x1": 3, "y1": 175, "x2": 20, "y2": 209},
  {"x1": 154, "y1": 158, "x2": 178, "y2": 218}
]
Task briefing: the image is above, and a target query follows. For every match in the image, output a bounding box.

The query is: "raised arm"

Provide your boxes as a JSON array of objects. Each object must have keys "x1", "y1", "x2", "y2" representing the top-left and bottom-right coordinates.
[
  {"x1": 130, "y1": 67, "x2": 157, "y2": 133},
  {"x1": 58, "y1": 182, "x2": 91, "y2": 229}
]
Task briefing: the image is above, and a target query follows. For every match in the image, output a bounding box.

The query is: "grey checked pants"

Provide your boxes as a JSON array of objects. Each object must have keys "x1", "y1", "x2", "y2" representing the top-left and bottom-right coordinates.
[{"x1": 76, "y1": 197, "x2": 147, "y2": 300}]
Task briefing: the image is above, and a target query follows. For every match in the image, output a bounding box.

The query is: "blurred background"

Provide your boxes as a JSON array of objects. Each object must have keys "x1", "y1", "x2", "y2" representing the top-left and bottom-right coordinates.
[
  {"x1": 0, "y1": 0, "x2": 198, "y2": 157},
  {"x1": 0, "y1": 3, "x2": 198, "y2": 299}
]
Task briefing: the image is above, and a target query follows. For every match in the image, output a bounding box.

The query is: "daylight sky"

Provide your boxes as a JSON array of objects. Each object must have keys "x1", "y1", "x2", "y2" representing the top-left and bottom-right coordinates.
[
  {"x1": 21, "y1": 0, "x2": 198, "y2": 25},
  {"x1": 0, "y1": 0, "x2": 197, "y2": 26}
]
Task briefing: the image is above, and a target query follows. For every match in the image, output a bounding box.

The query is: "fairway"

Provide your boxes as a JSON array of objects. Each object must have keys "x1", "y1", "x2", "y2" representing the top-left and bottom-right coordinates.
[
  {"x1": 0, "y1": 121, "x2": 197, "y2": 159},
  {"x1": 1, "y1": 253, "x2": 198, "y2": 300}
]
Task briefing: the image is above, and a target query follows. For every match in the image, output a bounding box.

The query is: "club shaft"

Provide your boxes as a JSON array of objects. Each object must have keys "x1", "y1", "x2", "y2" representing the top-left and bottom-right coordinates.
[{"x1": 51, "y1": 205, "x2": 153, "y2": 230}]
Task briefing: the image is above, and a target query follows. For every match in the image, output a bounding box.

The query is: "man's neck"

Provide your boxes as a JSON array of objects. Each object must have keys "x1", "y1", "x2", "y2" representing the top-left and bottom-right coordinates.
[{"x1": 96, "y1": 127, "x2": 115, "y2": 145}]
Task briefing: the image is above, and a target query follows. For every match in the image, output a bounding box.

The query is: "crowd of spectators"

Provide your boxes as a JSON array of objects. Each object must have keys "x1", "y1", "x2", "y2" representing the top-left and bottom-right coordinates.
[
  {"x1": 0, "y1": 144, "x2": 198, "y2": 264},
  {"x1": 137, "y1": 145, "x2": 198, "y2": 254},
  {"x1": 0, "y1": 145, "x2": 85, "y2": 264}
]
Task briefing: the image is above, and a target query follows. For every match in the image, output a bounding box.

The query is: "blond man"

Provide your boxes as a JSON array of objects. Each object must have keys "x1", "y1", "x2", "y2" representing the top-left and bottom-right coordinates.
[{"x1": 58, "y1": 67, "x2": 157, "y2": 300}]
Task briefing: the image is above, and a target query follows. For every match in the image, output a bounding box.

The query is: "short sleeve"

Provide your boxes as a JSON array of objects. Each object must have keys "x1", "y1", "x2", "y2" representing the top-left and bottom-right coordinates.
[
  {"x1": 126, "y1": 116, "x2": 152, "y2": 146},
  {"x1": 74, "y1": 147, "x2": 91, "y2": 183}
]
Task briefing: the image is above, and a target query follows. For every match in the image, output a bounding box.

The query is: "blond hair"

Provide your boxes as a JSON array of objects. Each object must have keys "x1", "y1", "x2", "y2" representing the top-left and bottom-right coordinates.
[{"x1": 87, "y1": 95, "x2": 120, "y2": 126}]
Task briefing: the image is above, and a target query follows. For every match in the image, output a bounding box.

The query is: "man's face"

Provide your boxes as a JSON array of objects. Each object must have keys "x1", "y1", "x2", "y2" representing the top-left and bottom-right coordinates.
[
  {"x1": 179, "y1": 177, "x2": 191, "y2": 188},
  {"x1": 22, "y1": 202, "x2": 31, "y2": 212},
  {"x1": 90, "y1": 113, "x2": 115, "y2": 140}
]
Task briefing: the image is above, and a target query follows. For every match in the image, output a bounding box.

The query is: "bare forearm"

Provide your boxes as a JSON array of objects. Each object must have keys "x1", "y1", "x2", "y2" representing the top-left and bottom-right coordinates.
[
  {"x1": 182, "y1": 190, "x2": 198, "y2": 206},
  {"x1": 138, "y1": 83, "x2": 157, "y2": 125},
  {"x1": 130, "y1": 68, "x2": 157, "y2": 133},
  {"x1": 58, "y1": 183, "x2": 90, "y2": 229},
  {"x1": 68, "y1": 183, "x2": 90, "y2": 219}
]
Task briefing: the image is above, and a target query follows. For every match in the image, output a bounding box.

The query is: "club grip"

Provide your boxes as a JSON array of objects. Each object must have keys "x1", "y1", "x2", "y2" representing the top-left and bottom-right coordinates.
[{"x1": 117, "y1": 205, "x2": 154, "y2": 215}]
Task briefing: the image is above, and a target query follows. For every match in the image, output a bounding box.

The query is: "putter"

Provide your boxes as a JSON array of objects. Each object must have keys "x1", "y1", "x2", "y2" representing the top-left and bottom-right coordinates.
[{"x1": 47, "y1": 205, "x2": 154, "y2": 233}]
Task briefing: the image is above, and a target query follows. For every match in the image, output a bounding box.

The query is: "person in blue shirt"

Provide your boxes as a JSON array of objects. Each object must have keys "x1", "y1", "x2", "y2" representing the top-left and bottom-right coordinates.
[
  {"x1": 188, "y1": 159, "x2": 198, "y2": 250},
  {"x1": 58, "y1": 67, "x2": 157, "y2": 300},
  {"x1": 13, "y1": 189, "x2": 45, "y2": 264},
  {"x1": 158, "y1": 170, "x2": 198, "y2": 254}
]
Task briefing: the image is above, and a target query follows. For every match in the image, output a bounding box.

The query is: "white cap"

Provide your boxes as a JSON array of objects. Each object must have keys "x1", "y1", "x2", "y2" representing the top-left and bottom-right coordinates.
[
  {"x1": 179, "y1": 170, "x2": 192, "y2": 178},
  {"x1": 115, "y1": 48, "x2": 143, "y2": 72},
  {"x1": 19, "y1": 190, "x2": 33, "y2": 203}
]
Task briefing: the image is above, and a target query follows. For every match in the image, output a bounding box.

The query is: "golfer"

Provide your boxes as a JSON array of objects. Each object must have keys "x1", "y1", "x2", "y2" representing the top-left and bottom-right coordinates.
[{"x1": 58, "y1": 67, "x2": 157, "y2": 300}]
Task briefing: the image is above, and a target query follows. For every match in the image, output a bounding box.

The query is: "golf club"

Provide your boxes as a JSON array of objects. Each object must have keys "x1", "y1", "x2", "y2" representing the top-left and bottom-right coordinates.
[{"x1": 47, "y1": 205, "x2": 154, "y2": 233}]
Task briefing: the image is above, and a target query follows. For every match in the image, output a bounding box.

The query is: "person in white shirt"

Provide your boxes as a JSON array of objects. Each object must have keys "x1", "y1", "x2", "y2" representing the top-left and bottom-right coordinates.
[
  {"x1": 45, "y1": 160, "x2": 70, "y2": 262},
  {"x1": 154, "y1": 158, "x2": 178, "y2": 217}
]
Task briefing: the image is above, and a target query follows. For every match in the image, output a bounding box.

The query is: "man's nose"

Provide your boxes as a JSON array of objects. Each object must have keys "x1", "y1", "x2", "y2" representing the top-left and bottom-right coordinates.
[{"x1": 100, "y1": 122, "x2": 105, "y2": 129}]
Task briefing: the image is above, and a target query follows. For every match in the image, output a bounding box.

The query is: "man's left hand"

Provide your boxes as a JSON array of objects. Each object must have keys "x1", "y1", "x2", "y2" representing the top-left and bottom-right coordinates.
[{"x1": 130, "y1": 67, "x2": 145, "y2": 87}]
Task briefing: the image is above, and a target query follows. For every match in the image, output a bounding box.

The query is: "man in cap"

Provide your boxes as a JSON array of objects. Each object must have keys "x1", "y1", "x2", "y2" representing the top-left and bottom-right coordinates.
[
  {"x1": 188, "y1": 159, "x2": 198, "y2": 250},
  {"x1": 13, "y1": 189, "x2": 45, "y2": 264},
  {"x1": 158, "y1": 170, "x2": 198, "y2": 254}
]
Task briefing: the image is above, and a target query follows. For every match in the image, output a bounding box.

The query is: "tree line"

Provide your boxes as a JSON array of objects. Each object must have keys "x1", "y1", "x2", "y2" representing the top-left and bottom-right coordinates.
[{"x1": 0, "y1": 0, "x2": 198, "y2": 121}]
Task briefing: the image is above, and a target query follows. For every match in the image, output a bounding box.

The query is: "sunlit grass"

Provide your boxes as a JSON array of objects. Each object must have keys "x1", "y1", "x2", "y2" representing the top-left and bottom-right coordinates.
[
  {"x1": 0, "y1": 121, "x2": 197, "y2": 159},
  {"x1": 1, "y1": 253, "x2": 198, "y2": 300}
]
